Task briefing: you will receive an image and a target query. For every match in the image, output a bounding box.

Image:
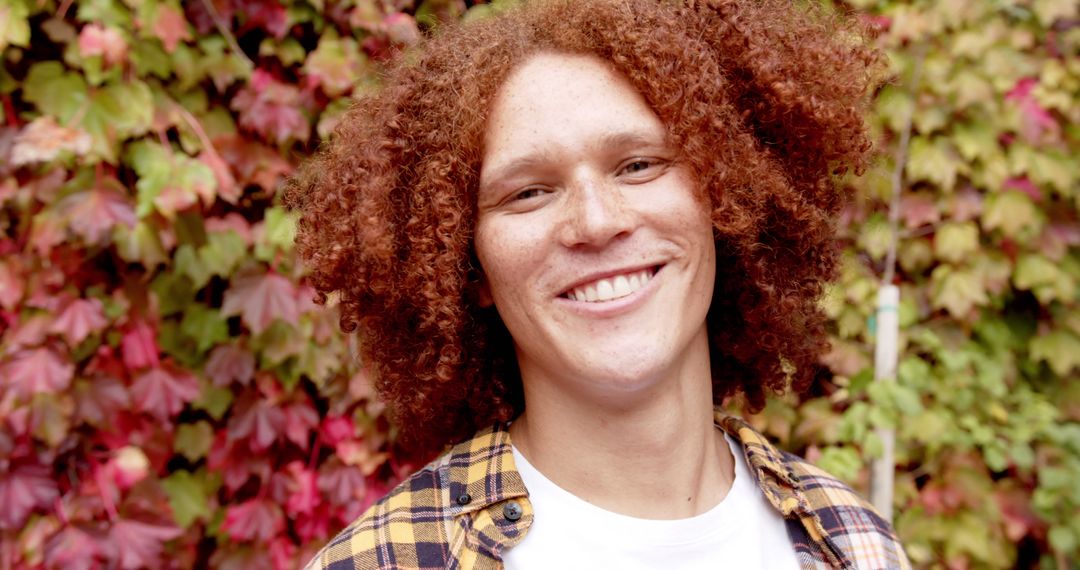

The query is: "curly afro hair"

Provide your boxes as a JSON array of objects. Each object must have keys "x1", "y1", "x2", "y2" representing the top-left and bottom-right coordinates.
[{"x1": 286, "y1": 0, "x2": 883, "y2": 458}]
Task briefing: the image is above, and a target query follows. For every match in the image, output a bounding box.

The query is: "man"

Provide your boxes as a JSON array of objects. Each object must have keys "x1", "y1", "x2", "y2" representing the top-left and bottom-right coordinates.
[{"x1": 288, "y1": 0, "x2": 909, "y2": 568}]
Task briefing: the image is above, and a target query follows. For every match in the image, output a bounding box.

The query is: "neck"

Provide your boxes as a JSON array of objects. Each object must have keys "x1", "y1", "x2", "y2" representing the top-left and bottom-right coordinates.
[{"x1": 509, "y1": 331, "x2": 734, "y2": 519}]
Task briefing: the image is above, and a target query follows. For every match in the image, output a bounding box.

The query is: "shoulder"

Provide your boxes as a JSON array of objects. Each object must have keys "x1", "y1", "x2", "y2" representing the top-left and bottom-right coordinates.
[
  {"x1": 781, "y1": 451, "x2": 911, "y2": 570},
  {"x1": 718, "y1": 413, "x2": 909, "y2": 569},
  {"x1": 303, "y1": 457, "x2": 454, "y2": 570},
  {"x1": 303, "y1": 425, "x2": 527, "y2": 570}
]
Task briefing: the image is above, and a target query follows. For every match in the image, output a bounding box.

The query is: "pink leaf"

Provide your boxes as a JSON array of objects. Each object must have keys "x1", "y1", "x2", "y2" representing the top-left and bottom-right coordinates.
[
  {"x1": 0, "y1": 260, "x2": 24, "y2": 311},
  {"x1": 899, "y1": 192, "x2": 940, "y2": 230},
  {"x1": 1, "y1": 346, "x2": 75, "y2": 398},
  {"x1": 222, "y1": 498, "x2": 284, "y2": 542},
  {"x1": 199, "y1": 149, "x2": 240, "y2": 204},
  {"x1": 228, "y1": 399, "x2": 286, "y2": 451},
  {"x1": 106, "y1": 519, "x2": 182, "y2": 569},
  {"x1": 204, "y1": 344, "x2": 255, "y2": 386},
  {"x1": 75, "y1": 376, "x2": 131, "y2": 426},
  {"x1": 231, "y1": 70, "x2": 309, "y2": 145},
  {"x1": 131, "y1": 366, "x2": 200, "y2": 420},
  {"x1": 0, "y1": 464, "x2": 60, "y2": 530},
  {"x1": 150, "y1": 4, "x2": 192, "y2": 53},
  {"x1": 318, "y1": 459, "x2": 366, "y2": 506},
  {"x1": 45, "y1": 524, "x2": 104, "y2": 570},
  {"x1": 240, "y1": 0, "x2": 288, "y2": 38},
  {"x1": 50, "y1": 297, "x2": 108, "y2": 346},
  {"x1": 78, "y1": 23, "x2": 127, "y2": 66},
  {"x1": 121, "y1": 321, "x2": 160, "y2": 370},
  {"x1": 319, "y1": 414, "x2": 354, "y2": 447},
  {"x1": 283, "y1": 401, "x2": 319, "y2": 450},
  {"x1": 221, "y1": 271, "x2": 300, "y2": 334},
  {"x1": 55, "y1": 186, "x2": 137, "y2": 245}
]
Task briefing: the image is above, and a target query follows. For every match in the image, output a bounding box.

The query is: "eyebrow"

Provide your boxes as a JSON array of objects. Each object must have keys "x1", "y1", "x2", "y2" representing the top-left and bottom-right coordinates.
[{"x1": 479, "y1": 129, "x2": 667, "y2": 193}]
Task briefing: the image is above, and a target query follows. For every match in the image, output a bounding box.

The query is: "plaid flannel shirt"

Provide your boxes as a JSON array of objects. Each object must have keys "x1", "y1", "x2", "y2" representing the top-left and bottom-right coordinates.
[{"x1": 306, "y1": 411, "x2": 910, "y2": 569}]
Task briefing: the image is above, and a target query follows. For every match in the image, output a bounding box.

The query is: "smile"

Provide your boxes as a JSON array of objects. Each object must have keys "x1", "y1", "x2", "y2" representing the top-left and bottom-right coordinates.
[{"x1": 562, "y1": 267, "x2": 658, "y2": 303}]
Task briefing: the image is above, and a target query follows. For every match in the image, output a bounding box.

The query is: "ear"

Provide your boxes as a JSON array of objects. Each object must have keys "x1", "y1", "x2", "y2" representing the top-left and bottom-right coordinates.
[{"x1": 477, "y1": 276, "x2": 494, "y2": 308}]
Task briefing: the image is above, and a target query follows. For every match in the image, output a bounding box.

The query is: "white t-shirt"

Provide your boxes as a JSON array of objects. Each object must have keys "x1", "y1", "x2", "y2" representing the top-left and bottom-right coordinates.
[{"x1": 503, "y1": 434, "x2": 800, "y2": 569}]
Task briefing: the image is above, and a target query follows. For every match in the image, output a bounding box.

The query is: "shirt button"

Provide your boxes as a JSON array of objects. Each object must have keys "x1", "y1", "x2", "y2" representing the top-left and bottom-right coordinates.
[
  {"x1": 456, "y1": 493, "x2": 472, "y2": 505},
  {"x1": 503, "y1": 501, "x2": 523, "y2": 521}
]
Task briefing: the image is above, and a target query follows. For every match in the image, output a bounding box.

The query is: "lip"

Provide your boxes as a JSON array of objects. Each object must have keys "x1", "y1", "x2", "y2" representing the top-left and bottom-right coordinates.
[{"x1": 555, "y1": 264, "x2": 665, "y2": 317}]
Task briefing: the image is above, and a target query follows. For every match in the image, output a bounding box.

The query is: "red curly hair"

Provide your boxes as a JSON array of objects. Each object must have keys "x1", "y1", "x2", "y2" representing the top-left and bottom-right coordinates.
[{"x1": 286, "y1": 0, "x2": 882, "y2": 457}]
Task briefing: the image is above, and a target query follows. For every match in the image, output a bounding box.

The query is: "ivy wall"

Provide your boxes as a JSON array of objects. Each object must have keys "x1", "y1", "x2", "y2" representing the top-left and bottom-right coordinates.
[{"x1": 0, "y1": 0, "x2": 1077, "y2": 568}]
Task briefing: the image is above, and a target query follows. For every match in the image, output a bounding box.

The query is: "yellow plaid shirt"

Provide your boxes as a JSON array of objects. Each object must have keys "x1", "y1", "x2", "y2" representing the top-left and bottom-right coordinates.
[{"x1": 305, "y1": 412, "x2": 910, "y2": 569}]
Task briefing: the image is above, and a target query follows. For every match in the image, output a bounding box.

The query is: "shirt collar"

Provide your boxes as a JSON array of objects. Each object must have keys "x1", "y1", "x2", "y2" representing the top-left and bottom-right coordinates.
[
  {"x1": 445, "y1": 410, "x2": 805, "y2": 514},
  {"x1": 444, "y1": 424, "x2": 528, "y2": 516}
]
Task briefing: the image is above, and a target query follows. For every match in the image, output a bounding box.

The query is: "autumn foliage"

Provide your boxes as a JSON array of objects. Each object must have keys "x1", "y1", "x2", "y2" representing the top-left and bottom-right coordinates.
[{"x1": 0, "y1": 0, "x2": 1077, "y2": 568}]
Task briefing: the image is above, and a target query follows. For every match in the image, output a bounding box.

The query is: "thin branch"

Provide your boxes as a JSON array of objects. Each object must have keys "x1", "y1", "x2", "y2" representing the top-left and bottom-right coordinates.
[
  {"x1": 882, "y1": 46, "x2": 927, "y2": 286},
  {"x1": 199, "y1": 0, "x2": 255, "y2": 71}
]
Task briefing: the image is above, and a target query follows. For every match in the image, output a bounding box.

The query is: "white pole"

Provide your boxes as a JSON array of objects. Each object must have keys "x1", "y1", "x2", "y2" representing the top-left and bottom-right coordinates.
[{"x1": 870, "y1": 284, "x2": 899, "y2": 521}]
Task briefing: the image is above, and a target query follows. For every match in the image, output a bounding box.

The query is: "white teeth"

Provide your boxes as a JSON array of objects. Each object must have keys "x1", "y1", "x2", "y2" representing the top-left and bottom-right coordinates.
[
  {"x1": 567, "y1": 268, "x2": 654, "y2": 303},
  {"x1": 612, "y1": 275, "x2": 631, "y2": 297}
]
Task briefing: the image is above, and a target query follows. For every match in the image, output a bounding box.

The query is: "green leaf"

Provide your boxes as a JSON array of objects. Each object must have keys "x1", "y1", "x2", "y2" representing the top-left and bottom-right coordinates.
[
  {"x1": 934, "y1": 221, "x2": 979, "y2": 263},
  {"x1": 256, "y1": 207, "x2": 299, "y2": 262},
  {"x1": 193, "y1": 381, "x2": 233, "y2": 420},
  {"x1": 952, "y1": 121, "x2": 999, "y2": 162},
  {"x1": 162, "y1": 469, "x2": 215, "y2": 528},
  {"x1": 82, "y1": 79, "x2": 154, "y2": 161},
  {"x1": 1029, "y1": 329, "x2": 1080, "y2": 376},
  {"x1": 0, "y1": 1, "x2": 31, "y2": 51},
  {"x1": 981, "y1": 190, "x2": 1042, "y2": 239},
  {"x1": 1048, "y1": 525, "x2": 1077, "y2": 555},
  {"x1": 23, "y1": 62, "x2": 89, "y2": 122},
  {"x1": 174, "y1": 420, "x2": 214, "y2": 461},
  {"x1": 180, "y1": 304, "x2": 228, "y2": 354},
  {"x1": 815, "y1": 446, "x2": 862, "y2": 484},
  {"x1": 1013, "y1": 253, "x2": 1076, "y2": 304},
  {"x1": 931, "y1": 265, "x2": 988, "y2": 318},
  {"x1": 907, "y1": 136, "x2": 963, "y2": 192}
]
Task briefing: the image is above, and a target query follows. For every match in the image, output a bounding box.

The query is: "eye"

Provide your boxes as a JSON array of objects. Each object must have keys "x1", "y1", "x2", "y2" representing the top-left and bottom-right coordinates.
[
  {"x1": 622, "y1": 160, "x2": 653, "y2": 175},
  {"x1": 512, "y1": 187, "x2": 548, "y2": 201}
]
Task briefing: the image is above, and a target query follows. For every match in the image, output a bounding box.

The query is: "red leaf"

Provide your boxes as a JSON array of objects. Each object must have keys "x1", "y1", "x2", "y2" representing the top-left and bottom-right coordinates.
[
  {"x1": 204, "y1": 344, "x2": 255, "y2": 386},
  {"x1": 213, "y1": 135, "x2": 292, "y2": 192},
  {"x1": 221, "y1": 498, "x2": 284, "y2": 542},
  {"x1": 106, "y1": 519, "x2": 182, "y2": 569},
  {"x1": 0, "y1": 464, "x2": 60, "y2": 529},
  {"x1": 270, "y1": 536, "x2": 298, "y2": 570},
  {"x1": 131, "y1": 366, "x2": 200, "y2": 420},
  {"x1": 283, "y1": 461, "x2": 320, "y2": 517},
  {"x1": 209, "y1": 432, "x2": 272, "y2": 492},
  {"x1": 221, "y1": 271, "x2": 300, "y2": 334},
  {"x1": 320, "y1": 414, "x2": 355, "y2": 447},
  {"x1": 231, "y1": 70, "x2": 309, "y2": 145},
  {"x1": 44, "y1": 524, "x2": 104, "y2": 570},
  {"x1": 50, "y1": 297, "x2": 108, "y2": 346},
  {"x1": 283, "y1": 401, "x2": 319, "y2": 450},
  {"x1": 237, "y1": 0, "x2": 288, "y2": 38},
  {"x1": 1, "y1": 346, "x2": 75, "y2": 398},
  {"x1": 228, "y1": 399, "x2": 286, "y2": 451},
  {"x1": 75, "y1": 376, "x2": 131, "y2": 426},
  {"x1": 318, "y1": 458, "x2": 366, "y2": 506},
  {"x1": 121, "y1": 321, "x2": 160, "y2": 370},
  {"x1": 150, "y1": 4, "x2": 192, "y2": 53},
  {"x1": 55, "y1": 186, "x2": 137, "y2": 245}
]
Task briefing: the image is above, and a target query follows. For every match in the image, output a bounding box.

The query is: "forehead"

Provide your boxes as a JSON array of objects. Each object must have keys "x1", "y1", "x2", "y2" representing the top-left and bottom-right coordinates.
[{"x1": 479, "y1": 52, "x2": 668, "y2": 183}]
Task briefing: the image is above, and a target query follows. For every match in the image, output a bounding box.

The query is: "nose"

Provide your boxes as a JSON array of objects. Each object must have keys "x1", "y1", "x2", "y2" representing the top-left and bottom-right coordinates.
[{"x1": 559, "y1": 174, "x2": 637, "y2": 248}]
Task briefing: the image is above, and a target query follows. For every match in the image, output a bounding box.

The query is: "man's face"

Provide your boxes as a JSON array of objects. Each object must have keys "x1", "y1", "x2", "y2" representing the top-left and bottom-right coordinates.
[{"x1": 475, "y1": 52, "x2": 716, "y2": 401}]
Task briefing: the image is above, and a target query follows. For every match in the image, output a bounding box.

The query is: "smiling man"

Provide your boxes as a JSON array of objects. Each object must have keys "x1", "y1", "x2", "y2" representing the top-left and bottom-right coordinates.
[{"x1": 289, "y1": 1, "x2": 909, "y2": 568}]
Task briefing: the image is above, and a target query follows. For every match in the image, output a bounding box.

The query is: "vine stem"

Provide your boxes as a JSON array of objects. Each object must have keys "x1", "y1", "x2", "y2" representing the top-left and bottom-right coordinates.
[{"x1": 198, "y1": 0, "x2": 255, "y2": 71}]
